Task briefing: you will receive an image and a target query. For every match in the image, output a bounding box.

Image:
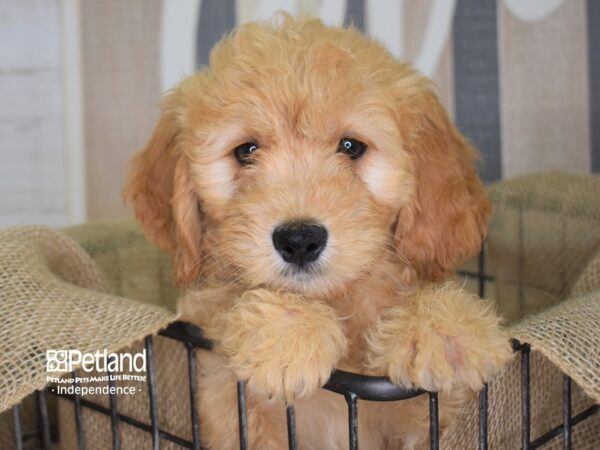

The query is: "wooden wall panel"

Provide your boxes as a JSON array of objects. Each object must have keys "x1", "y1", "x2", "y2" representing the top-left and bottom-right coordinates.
[
  {"x1": 499, "y1": 0, "x2": 591, "y2": 178},
  {"x1": 404, "y1": 0, "x2": 455, "y2": 116},
  {"x1": 81, "y1": 0, "x2": 162, "y2": 219},
  {"x1": 0, "y1": 0, "x2": 67, "y2": 227},
  {"x1": 588, "y1": 0, "x2": 600, "y2": 173},
  {"x1": 453, "y1": 0, "x2": 502, "y2": 182}
]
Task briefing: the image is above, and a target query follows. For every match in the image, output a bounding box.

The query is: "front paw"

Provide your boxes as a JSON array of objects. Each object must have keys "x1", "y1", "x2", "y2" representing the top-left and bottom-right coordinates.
[
  {"x1": 366, "y1": 286, "x2": 512, "y2": 392},
  {"x1": 212, "y1": 289, "x2": 347, "y2": 402}
]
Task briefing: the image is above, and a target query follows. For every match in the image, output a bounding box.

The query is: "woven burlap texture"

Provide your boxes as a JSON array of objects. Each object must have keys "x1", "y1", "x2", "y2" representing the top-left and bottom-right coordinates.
[
  {"x1": 488, "y1": 172, "x2": 600, "y2": 403},
  {"x1": 0, "y1": 224, "x2": 178, "y2": 414}
]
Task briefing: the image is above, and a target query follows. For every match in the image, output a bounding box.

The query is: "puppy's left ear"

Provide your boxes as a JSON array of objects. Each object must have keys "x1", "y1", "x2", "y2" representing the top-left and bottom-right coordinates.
[
  {"x1": 395, "y1": 87, "x2": 491, "y2": 281},
  {"x1": 123, "y1": 91, "x2": 203, "y2": 285}
]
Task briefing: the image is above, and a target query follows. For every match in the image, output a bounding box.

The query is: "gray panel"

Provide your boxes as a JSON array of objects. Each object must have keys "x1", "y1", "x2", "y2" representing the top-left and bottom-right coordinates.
[
  {"x1": 345, "y1": 0, "x2": 365, "y2": 30},
  {"x1": 588, "y1": 0, "x2": 600, "y2": 173},
  {"x1": 453, "y1": 0, "x2": 501, "y2": 182},
  {"x1": 196, "y1": 0, "x2": 236, "y2": 68}
]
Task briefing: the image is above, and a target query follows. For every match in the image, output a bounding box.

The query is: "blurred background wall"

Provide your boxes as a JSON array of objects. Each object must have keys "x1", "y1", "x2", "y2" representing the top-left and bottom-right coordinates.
[{"x1": 0, "y1": 0, "x2": 598, "y2": 227}]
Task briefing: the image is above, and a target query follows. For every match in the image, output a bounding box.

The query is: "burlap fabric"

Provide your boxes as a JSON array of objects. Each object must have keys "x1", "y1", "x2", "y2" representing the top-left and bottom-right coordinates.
[
  {"x1": 0, "y1": 172, "x2": 599, "y2": 449},
  {"x1": 0, "y1": 223, "x2": 178, "y2": 448},
  {"x1": 488, "y1": 172, "x2": 599, "y2": 402}
]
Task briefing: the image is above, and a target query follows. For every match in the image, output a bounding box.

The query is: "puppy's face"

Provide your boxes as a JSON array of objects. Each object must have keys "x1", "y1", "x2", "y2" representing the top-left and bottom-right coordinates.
[
  {"x1": 124, "y1": 18, "x2": 490, "y2": 296},
  {"x1": 197, "y1": 112, "x2": 408, "y2": 295}
]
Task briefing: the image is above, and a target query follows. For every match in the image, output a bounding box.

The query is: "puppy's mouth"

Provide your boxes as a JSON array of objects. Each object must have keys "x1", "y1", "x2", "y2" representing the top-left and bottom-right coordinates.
[
  {"x1": 271, "y1": 260, "x2": 331, "y2": 295},
  {"x1": 279, "y1": 260, "x2": 324, "y2": 279}
]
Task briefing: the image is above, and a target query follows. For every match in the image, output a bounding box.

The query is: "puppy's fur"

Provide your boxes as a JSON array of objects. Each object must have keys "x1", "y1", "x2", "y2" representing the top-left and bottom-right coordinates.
[{"x1": 124, "y1": 16, "x2": 512, "y2": 450}]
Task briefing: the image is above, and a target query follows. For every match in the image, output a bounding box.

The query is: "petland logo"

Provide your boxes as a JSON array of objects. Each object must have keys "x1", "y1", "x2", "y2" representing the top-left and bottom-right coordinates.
[{"x1": 46, "y1": 349, "x2": 146, "y2": 373}]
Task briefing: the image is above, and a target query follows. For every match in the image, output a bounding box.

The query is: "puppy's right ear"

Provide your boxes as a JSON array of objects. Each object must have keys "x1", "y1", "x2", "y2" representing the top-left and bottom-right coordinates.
[{"x1": 123, "y1": 92, "x2": 203, "y2": 285}]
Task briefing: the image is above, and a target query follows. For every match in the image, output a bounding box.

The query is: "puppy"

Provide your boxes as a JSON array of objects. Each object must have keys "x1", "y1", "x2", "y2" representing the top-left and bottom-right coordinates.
[{"x1": 124, "y1": 16, "x2": 512, "y2": 450}]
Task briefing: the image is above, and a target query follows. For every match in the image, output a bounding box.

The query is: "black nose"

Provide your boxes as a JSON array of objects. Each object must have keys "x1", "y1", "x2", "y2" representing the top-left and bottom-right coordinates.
[{"x1": 272, "y1": 223, "x2": 328, "y2": 266}]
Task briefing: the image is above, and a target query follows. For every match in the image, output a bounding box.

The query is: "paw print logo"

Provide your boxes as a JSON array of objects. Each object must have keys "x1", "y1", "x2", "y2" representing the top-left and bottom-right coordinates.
[{"x1": 47, "y1": 350, "x2": 69, "y2": 372}]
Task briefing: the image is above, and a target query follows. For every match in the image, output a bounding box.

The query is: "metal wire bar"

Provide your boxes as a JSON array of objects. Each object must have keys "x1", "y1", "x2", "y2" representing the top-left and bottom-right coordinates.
[
  {"x1": 107, "y1": 355, "x2": 121, "y2": 450},
  {"x1": 528, "y1": 404, "x2": 599, "y2": 449},
  {"x1": 521, "y1": 344, "x2": 531, "y2": 450},
  {"x1": 478, "y1": 245, "x2": 486, "y2": 298},
  {"x1": 47, "y1": 391, "x2": 198, "y2": 449},
  {"x1": 237, "y1": 381, "x2": 248, "y2": 450},
  {"x1": 36, "y1": 390, "x2": 52, "y2": 450},
  {"x1": 72, "y1": 371, "x2": 85, "y2": 450},
  {"x1": 12, "y1": 404, "x2": 23, "y2": 450},
  {"x1": 145, "y1": 336, "x2": 160, "y2": 450},
  {"x1": 324, "y1": 369, "x2": 423, "y2": 401},
  {"x1": 286, "y1": 405, "x2": 297, "y2": 450},
  {"x1": 456, "y1": 270, "x2": 494, "y2": 282},
  {"x1": 187, "y1": 343, "x2": 202, "y2": 450},
  {"x1": 479, "y1": 384, "x2": 489, "y2": 450},
  {"x1": 429, "y1": 392, "x2": 439, "y2": 450},
  {"x1": 563, "y1": 376, "x2": 571, "y2": 450},
  {"x1": 159, "y1": 321, "x2": 213, "y2": 350},
  {"x1": 345, "y1": 392, "x2": 359, "y2": 450}
]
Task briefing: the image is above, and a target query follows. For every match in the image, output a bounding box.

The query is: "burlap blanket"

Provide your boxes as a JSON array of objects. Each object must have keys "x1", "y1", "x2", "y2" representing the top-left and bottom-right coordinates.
[
  {"x1": 487, "y1": 172, "x2": 600, "y2": 403},
  {"x1": 0, "y1": 222, "x2": 178, "y2": 413},
  {"x1": 0, "y1": 172, "x2": 599, "y2": 449}
]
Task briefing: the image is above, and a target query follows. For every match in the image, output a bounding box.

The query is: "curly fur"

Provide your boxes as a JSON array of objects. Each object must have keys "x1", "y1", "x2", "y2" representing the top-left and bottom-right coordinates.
[{"x1": 124, "y1": 15, "x2": 511, "y2": 450}]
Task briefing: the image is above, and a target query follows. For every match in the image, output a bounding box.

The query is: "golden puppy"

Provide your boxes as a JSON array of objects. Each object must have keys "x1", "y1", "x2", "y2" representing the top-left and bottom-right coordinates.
[{"x1": 124, "y1": 16, "x2": 512, "y2": 450}]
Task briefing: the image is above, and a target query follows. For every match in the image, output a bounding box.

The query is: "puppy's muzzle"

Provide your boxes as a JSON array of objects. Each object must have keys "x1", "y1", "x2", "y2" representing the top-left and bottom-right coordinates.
[{"x1": 272, "y1": 222, "x2": 328, "y2": 267}]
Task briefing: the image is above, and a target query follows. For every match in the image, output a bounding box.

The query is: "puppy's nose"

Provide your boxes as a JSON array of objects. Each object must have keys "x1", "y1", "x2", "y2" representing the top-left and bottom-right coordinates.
[{"x1": 272, "y1": 223, "x2": 328, "y2": 266}]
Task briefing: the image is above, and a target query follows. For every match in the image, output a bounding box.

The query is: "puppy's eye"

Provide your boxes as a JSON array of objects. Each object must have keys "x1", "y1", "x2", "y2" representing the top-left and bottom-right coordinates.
[
  {"x1": 234, "y1": 142, "x2": 259, "y2": 165},
  {"x1": 338, "y1": 138, "x2": 367, "y2": 160}
]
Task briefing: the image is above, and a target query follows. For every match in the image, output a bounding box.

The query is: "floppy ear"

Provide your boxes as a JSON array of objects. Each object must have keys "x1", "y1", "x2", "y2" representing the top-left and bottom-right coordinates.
[
  {"x1": 395, "y1": 88, "x2": 491, "y2": 281},
  {"x1": 123, "y1": 93, "x2": 203, "y2": 285}
]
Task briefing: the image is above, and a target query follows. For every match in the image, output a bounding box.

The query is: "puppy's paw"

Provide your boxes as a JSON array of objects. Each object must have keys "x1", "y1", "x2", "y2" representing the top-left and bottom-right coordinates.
[
  {"x1": 366, "y1": 285, "x2": 512, "y2": 392},
  {"x1": 211, "y1": 289, "x2": 347, "y2": 402}
]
